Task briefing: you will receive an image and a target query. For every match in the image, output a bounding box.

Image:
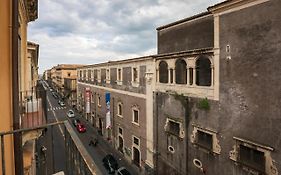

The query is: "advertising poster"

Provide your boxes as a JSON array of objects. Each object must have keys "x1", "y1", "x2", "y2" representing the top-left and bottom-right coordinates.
[
  {"x1": 105, "y1": 92, "x2": 111, "y2": 129},
  {"x1": 85, "y1": 87, "x2": 91, "y2": 113}
]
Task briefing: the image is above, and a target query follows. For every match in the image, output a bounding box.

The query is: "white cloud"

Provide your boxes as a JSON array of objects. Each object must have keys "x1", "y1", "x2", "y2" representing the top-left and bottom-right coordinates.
[{"x1": 28, "y1": 0, "x2": 223, "y2": 73}]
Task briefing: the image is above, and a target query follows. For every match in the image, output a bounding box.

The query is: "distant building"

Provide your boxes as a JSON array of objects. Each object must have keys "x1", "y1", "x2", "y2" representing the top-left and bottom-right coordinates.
[
  {"x1": 49, "y1": 64, "x2": 84, "y2": 97},
  {"x1": 64, "y1": 75, "x2": 78, "y2": 107},
  {"x1": 77, "y1": 57, "x2": 155, "y2": 173},
  {"x1": 27, "y1": 41, "x2": 39, "y2": 93},
  {"x1": 43, "y1": 69, "x2": 51, "y2": 82}
]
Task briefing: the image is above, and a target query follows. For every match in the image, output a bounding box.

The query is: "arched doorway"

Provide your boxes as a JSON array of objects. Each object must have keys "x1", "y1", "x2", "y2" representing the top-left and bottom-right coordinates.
[
  {"x1": 133, "y1": 147, "x2": 140, "y2": 167},
  {"x1": 118, "y1": 136, "x2": 124, "y2": 153}
]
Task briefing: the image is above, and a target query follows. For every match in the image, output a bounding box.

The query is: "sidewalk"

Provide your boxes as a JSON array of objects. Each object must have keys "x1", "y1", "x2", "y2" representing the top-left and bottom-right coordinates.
[{"x1": 74, "y1": 109, "x2": 141, "y2": 175}]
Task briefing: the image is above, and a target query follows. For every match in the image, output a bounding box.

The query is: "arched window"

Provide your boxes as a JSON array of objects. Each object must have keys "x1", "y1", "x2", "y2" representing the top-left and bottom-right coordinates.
[
  {"x1": 196, "y1": 56, "x2": 211, "y2": 86},
  {"x1": 175, "y1": 59, "x2": 187, "y2": 84},
  {"x1": 159, "y1": 61, "x2": 168, "y2": 83}
]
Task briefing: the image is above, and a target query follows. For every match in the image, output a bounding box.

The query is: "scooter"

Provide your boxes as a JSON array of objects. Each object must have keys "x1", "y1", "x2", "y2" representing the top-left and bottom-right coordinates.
[{"x1": 89, "y1": 138, "x2": 98, "y2": 147}]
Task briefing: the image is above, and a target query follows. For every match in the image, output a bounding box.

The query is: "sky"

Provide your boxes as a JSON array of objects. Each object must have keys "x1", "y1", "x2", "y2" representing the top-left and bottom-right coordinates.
[{"x1": 28, "y1": 0, "x2": 223, "y2": 74}]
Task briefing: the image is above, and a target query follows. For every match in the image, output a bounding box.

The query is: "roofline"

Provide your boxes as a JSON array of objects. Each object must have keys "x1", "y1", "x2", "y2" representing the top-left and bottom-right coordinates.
[
  {"x1": 207, "y1": 0, "x2": 267, "y2": 13},
  {"x1": 79, "y1": 55, "x2": 155, "y2": 69},
  {"x1": 154, "y1": 47, "x2": 215, "y2": 60},
  {"x1": 27, "y1": 41, "x2": 39, "y2": 46},
  {"x1": 156, "y1": 11, "x2": 211, "y2": 31}
]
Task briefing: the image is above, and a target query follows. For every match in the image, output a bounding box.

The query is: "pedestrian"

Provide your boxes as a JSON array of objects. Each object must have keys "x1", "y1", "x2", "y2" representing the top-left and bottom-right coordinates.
[
  {"x1": 89, "y1": 140, "x2": 94, "y2": 146},
  {"x1": 89, "y1": 137, "x2": 98, "y2": 146}
]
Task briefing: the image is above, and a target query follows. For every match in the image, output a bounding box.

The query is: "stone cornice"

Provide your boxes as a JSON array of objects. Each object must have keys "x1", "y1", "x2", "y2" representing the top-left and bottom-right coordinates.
[
  {"x1": 26, "y1": 0, "x2": 38, "y2": 22},
  {"x1": 207, "y1": 0, "x2": 269, "y2": 14}
]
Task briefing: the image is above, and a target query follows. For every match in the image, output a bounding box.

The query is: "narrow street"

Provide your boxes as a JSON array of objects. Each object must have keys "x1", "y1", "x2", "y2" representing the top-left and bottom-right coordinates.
[{"x1": 37, "y1": 82, "x2": 139, "y2": 175}]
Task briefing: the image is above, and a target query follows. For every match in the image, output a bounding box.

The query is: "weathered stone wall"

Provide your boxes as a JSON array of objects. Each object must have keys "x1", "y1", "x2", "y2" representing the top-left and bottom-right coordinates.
[
  {"x1": 139, "y1": 65, "x2": 146, "y2": 88},
  {"x1": 77, "y1": 83, "x2": 147, "y2": 169},
  {"x1": 101, "y1": 68, "x2": 106, "y2": 84},
  {"x1": 110, "y1": 68, "x2": 117, "y2": 85},
  {"x1": 217, "y1": 0, "x2": 281, "y2": 174},
  {"x1": 122, "y1": 67, "x2": 131, "y2": 86},
  {"x1": 155, "y1": 92, "x2": 188, "y2": 175},
  {"x1": 108, "y1": 66, "x2": 147, "y2": 94},
  {"x1": 155, "y1": 1, "x2": 281, "y2": 175},
  {"x1": 157, "y1": 15, "x2": 214, "y2": 54}
]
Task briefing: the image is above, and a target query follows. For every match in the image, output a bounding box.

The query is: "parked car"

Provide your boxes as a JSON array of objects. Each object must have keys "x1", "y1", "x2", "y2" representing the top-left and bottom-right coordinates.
[
  {"x1": 102, "y1": 154, "x2": 118, "y2": 174},
  {"x1": 67, "y1": 110, "x2": 75, "y2": 118},
  {"x1": 76, "y1": 123, "x2": 86, "y2": 133},
  {"x1": 58, "y1": 100, "x2": 65, "y2": 107},
  {"x1": 72, "y1": 119, "x2": 80, "y2": 126},
  {"x1": 115, "y1": 167, "x2": 131, "y2": 175}
]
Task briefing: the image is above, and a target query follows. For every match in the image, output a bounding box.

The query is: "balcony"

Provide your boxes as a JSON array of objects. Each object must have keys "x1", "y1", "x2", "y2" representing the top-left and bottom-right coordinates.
[
  {"x1": 20, "y1": 89, "x2": 47, "y2": 129},
  {"x1": 0, "y1": 121, "x2": 103, "y2": 175}
]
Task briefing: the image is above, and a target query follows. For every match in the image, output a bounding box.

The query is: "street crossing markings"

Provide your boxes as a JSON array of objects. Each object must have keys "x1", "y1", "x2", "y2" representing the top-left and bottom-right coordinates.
[{"x1": 47, "y1": 106, "x2": 67, "y2": 111}]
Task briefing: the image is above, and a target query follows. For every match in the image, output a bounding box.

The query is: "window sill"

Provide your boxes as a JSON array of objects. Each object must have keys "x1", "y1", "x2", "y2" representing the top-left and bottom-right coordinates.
[
  {"x1": 117, "y1": 114, "x2": 123, "y2": 118},
  {"x1": 116, "y1": 80, "x2": 122, "y2": 85},
  {"x1": 132, "y1": 121, "x2": 140, "y2": 126},
  {"x1": 131, "y1": 81, "x2": 139, "y2": 87}
]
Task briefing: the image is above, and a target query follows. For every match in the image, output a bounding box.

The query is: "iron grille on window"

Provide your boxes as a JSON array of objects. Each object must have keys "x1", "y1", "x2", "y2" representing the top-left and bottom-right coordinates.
[{"x1": 239, "y1": 145, "x2": 265, "y2": 173}]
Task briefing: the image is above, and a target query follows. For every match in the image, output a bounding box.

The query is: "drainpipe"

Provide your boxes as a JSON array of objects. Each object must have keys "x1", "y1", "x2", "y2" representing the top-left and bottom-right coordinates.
[
  {"x1": 112, "y1": 97, "x2": 115, "y2": 147},
  {"x1": 12, "y1": 0, "x2": 23, "y2": 174},
  {"x1": 154, "y1": 92, "x2": 158, "y2": 175}
]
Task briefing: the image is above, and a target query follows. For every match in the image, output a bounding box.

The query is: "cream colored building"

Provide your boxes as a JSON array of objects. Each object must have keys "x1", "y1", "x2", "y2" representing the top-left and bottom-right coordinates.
[
  {"x1": 27, "y1": 41, "x2": 39, "y2": 93},
  {"x1": 0, "y1": 0, "x2": 38, "y2": 174},
  {"x1": 50, "y1": 64, "x2": 84, "y2": 97}
]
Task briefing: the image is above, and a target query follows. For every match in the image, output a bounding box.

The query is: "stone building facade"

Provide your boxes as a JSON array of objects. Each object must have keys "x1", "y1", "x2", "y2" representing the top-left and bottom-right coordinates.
[
  {"x1": 154, "y1": 0, "x2": 281, "y2": 175},
  {"x1": 64, "y1": 76, "x2": 78, "y2": 107},
  {"x1": 49, "y1": 64, "x2": 83, "y2": 97},
  {"x1": 77, "y1": 57, "x2": 155, "y2": 173},
  {"x1": 77, "y1": 0, "x2": 281, "y2": 174}
]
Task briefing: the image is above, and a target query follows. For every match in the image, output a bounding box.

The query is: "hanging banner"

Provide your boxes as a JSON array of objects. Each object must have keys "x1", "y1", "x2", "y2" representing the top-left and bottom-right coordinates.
[
  {"x1": 85, "y1": 88, "x2": 91, "y2": 113},
  {"x1": 105, "y1": 92, "x2": 111, "y2": 128}
]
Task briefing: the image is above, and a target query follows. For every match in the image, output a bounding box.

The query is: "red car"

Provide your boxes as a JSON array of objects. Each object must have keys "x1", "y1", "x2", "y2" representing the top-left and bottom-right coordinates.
[{"x1": 76, "y1": 123, "x2": 86, "y2": 133}]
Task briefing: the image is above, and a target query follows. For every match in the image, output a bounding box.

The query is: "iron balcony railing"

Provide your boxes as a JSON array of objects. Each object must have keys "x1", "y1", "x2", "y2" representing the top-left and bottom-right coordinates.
[
  {"x1": 0, "y1": 121, "x2": 102, "y2": 175},
  {"x1": 19, "y1": 87, "x2": 47, "y2": 129}
]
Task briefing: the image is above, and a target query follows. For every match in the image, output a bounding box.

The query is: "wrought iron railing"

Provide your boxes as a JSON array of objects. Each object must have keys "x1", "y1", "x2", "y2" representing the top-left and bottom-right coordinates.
[
  {"x1": 0, "y1": 121, "x2": 102, "y2": 175},
  {"x1": 19, "y1": 85, "x2": 47, "y2": 129}
]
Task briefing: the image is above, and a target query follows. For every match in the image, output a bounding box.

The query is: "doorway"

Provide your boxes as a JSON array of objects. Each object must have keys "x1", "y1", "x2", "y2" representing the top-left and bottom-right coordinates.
[
  {"x1": 98, "y1": 118, "x2": 103, "y2": 135},
  {"x1": 132, "y1": 147, "x2": 140, "y2": 167},
  {"x1": 118, "y1": 136, "x2": 124, "y2": 153}
]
